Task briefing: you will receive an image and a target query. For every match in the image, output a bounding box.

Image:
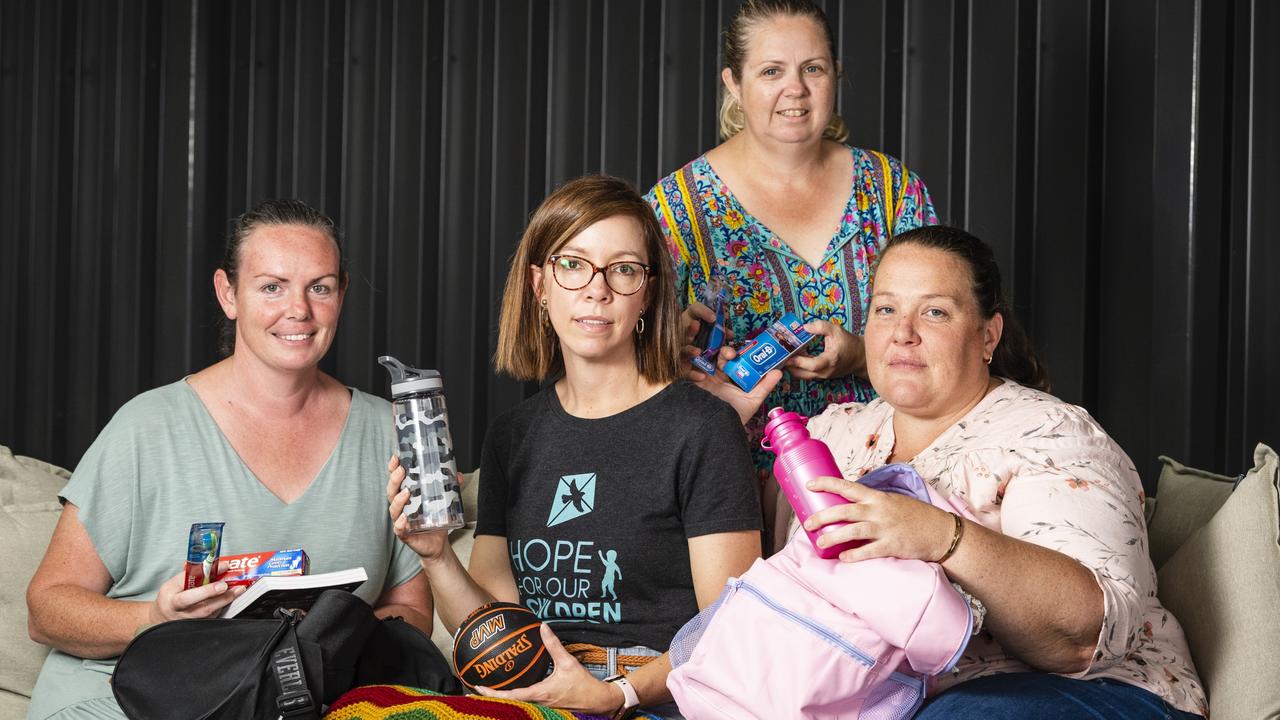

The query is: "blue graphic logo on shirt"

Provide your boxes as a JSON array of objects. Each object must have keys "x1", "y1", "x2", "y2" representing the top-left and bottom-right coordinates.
[
  {"x1": 547, "y1": 473, "x2": 596, "y2": 527},
  {"x1": 597, "y1": 548, "x2": 621, "y2": 600}
]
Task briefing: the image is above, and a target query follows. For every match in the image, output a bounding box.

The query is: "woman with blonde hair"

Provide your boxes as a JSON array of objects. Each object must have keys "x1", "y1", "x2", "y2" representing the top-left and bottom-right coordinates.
[
  {"x1": 647, "y1": 0, "x2": 937, "y2": 482},
  {"x1": 388, "y1": 175, "x2": 761, "y2": 718}
]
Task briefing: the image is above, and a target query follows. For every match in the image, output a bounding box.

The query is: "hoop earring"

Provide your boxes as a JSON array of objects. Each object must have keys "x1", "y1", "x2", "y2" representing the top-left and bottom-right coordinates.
[
  {"x1": 983, "y1": 354, "x2": 993, "y2": 365},
  {"x1": 635, "y1": 317, "x2": 645, "y2": 335}
]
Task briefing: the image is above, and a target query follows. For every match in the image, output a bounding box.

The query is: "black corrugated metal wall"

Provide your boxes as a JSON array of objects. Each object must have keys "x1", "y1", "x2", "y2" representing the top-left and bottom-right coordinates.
[{"x1": 2, "y1": 0, "x2": 1276, "y2": 488}]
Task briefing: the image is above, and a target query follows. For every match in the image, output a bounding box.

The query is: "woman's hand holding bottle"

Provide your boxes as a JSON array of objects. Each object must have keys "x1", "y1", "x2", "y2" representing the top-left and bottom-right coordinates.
[{"x1": 386, "y1": 455, "x2": 453, "y2": 562}]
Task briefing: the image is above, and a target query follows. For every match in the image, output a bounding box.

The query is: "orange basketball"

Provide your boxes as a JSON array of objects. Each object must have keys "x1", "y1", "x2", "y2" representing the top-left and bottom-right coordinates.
[{"x1": 452, "y1": 601, "x2": 553, "y2": 691}]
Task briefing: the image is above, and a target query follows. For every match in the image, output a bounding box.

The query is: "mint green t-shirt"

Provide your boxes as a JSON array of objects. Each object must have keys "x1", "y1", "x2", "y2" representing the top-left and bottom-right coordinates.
[{"x1": 28, "y1": 380, "x2": 422, "y2": 720}]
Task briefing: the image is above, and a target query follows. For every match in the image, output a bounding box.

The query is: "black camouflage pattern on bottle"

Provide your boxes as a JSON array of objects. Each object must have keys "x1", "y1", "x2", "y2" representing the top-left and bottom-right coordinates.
[{"x1": 394, "y1": 393, "x2": 465, "y2": 531}]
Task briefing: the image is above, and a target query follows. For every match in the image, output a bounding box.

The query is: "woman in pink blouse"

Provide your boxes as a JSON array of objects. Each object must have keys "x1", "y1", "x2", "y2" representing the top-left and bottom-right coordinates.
[{"x1": 767, "y1": 225, "x2": 1206, "y2": 718}]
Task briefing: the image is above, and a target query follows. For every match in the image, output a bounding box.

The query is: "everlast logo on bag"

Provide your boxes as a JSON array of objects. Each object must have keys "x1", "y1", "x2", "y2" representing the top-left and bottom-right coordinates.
[
  {"x1": 468, "y1": 615, "x2": 507, "y2": 649},
  {"x1": 272, "y1": 645, "x2": 308, "y2": 708}
]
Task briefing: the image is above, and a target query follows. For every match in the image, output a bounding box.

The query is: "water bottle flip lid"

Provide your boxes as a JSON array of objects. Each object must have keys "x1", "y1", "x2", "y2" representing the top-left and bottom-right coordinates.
[
  {"x1": 761, "y1": 406, "x2": 808, "y2": 451},
  {"x1": 378, "y1": 355, "x2": 443, "y2": 397}
]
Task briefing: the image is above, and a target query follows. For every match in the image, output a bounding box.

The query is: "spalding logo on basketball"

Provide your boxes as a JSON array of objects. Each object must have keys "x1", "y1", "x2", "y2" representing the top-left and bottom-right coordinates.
[{"x1": 452, "y1": 601, "x2": 553, "y2": 691}]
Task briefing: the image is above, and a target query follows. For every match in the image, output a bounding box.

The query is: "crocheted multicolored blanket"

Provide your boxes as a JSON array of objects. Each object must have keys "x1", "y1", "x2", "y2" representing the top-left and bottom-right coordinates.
[{"x1": 323, "y1": 685, "x2": 613, "y2": 720}]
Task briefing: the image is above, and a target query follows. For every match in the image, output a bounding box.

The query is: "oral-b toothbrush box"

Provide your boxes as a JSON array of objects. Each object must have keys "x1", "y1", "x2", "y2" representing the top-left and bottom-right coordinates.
[{"x1": 724, "y1": 313, "x2": 817, "y2": 392}]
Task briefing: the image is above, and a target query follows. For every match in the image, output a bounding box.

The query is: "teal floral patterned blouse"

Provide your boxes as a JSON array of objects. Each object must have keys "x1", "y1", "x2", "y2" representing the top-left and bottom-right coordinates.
[{"x1": 645, "y1": 146, "x2": 937, "y2": 469}]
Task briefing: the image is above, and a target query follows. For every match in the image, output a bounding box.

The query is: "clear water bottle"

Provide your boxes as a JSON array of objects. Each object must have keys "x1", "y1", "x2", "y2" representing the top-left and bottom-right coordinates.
[
  {"x1": 378, "y1": 356, "x2": 465, "y2": 533},
  {"x1": 761, "y1": 407, "x2": 864, "y2": 559}
]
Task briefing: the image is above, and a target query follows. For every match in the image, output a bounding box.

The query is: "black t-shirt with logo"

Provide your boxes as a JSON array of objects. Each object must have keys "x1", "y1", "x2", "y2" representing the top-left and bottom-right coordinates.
[{"x1": 475, "y1": 380, "x2": 760, "y2": 651}]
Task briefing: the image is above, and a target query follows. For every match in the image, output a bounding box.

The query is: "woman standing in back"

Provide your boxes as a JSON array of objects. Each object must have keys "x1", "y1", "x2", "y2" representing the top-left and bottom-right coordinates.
[{"x1": 647, "y1": 0, "x2": 937, "y2": 487}]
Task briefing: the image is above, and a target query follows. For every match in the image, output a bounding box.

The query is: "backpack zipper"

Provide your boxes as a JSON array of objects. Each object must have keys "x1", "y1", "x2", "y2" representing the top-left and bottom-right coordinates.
[{"x1": 730, "y1": 578, "x2": 875, "y2": 667}]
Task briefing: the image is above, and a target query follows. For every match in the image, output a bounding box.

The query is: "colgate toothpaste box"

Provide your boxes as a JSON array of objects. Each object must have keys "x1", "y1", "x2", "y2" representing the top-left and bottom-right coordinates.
[
  {"x1": 724, "y1": 313, "x2": 817, "y2": 392},
  {"x1": 215, "y1": 548, "x2": 310, "y2": 587}
]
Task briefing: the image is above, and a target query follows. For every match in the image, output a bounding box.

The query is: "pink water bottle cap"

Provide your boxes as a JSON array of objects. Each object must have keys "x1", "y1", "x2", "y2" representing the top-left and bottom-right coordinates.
[{"x1": 761, "y1": 406, "x2": 807, "y2": 451}]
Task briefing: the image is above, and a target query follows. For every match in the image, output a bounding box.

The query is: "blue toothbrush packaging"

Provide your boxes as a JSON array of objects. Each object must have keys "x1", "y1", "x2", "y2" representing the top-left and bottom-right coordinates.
[
  {"x1": 724, "y1": 313, "x2": 817, "y2": 392},
  {"x1": 690, "y1": 283, "x2": 729, "y2": 377}
]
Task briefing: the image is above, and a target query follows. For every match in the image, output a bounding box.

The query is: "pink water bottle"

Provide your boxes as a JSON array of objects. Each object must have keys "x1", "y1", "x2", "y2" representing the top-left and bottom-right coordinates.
[{"x1": 762, "y1": 407, "x2": 863, "y2": 559}]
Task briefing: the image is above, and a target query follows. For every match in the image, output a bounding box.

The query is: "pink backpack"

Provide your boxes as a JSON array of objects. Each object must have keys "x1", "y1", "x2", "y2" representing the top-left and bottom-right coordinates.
[{"x1": 666, "y1": 465, "x2": 975, "y2": 719}]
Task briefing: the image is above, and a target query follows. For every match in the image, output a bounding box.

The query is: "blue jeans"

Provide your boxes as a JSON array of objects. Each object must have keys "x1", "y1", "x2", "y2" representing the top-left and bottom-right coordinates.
[
  {"x1": 917, "y1": 673, "x2": 1204, "y2": 720},
  {"x1": 579, "y1": 644, "x2": 684, "y2": 720}
]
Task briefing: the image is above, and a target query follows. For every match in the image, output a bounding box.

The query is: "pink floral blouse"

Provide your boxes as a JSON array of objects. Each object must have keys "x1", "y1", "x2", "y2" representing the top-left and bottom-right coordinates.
[{"x1": 792, "y1": 379, "x2": 1207, "y2": 715}]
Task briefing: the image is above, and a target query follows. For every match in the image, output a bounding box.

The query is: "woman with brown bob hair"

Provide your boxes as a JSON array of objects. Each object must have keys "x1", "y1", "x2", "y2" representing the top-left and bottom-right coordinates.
[
  {"x1": 494, "y1": 175, "x2": 683, "y2": 385},
  {"x1": 389, "y1": 175, "x2": 762, "y2": 718}
]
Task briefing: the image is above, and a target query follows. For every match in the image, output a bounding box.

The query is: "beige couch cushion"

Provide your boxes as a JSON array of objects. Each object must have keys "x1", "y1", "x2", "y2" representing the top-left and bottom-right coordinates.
[
  {"x1": 1157, "y1": 444, "x2": 1280, "y2": 720},
  {"x1": 0, "y1": 445, "x2": 69, "y2": 703},
  {"x1": 1147, "y1": 456, "x2": 1237, "y2": 569}
]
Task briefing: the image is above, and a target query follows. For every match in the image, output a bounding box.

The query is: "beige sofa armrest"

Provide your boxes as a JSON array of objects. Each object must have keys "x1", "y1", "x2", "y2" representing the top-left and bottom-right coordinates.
[{"x1": 0, "y1": 445, "x2": 71, "y2": 708}]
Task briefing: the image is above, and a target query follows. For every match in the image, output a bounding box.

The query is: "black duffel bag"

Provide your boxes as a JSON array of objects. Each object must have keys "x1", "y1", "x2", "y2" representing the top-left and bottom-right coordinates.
[{"x1": 112, "y1": 589, "x2": 461, "y2": 720}]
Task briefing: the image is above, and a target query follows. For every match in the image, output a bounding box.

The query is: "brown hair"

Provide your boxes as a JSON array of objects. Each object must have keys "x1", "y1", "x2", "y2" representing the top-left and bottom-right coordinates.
[
  {"x1": 719, "y1": 0, "x2": 848, "y2": 142},
  {"x1": 879, "y1": 225, "x2": 1052, "y2": 392},
  {"x1": 218, "y1": 199, "x2": 346, "y2": 356},
  {"x1": 494, "y1": 175, "x2": 682, "y2": 384}
]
